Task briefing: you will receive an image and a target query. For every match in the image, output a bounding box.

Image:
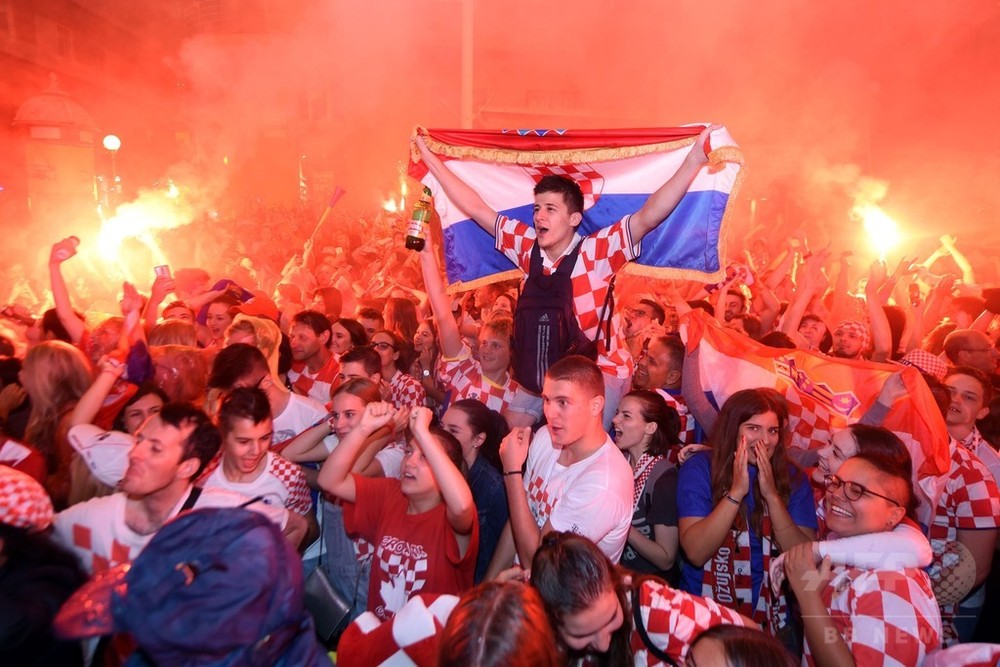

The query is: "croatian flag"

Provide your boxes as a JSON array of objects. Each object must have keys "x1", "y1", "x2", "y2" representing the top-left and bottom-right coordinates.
[
  {"x1": 683, "y1": 310, "x2": 950, "y2": 482},
  {"x1": 407, "y1": 126, "x2": 745, "y2": 291}
]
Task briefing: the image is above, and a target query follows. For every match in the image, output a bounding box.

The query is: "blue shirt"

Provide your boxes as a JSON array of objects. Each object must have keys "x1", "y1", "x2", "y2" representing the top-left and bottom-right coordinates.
[
  {"x1": 468, "y1": 456, "x2": 508, "y2": 582},
  {"x1": 676, "y1": 451, "x2": 816, "y2": 608}
]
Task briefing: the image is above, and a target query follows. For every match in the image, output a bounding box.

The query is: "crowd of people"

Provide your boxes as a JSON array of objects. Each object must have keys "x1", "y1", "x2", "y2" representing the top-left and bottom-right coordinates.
[{"x1": 2, "y1": 125, "x2": 1000, "y2": 666}]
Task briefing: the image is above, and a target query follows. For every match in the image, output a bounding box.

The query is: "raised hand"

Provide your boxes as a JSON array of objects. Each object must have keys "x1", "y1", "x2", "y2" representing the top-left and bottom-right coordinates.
[
  {"x1": 499, "y1": 426, "x2": 532, "y2": 473},
  {"x1": 408, "y1": 406, "x2": 434, "y2": 435},
  {"x1": 358, "y1": 401, "x2": 398, "y2": 434},
  {"x1": 755, "y1": 441, "x2": 778, "y2": 502},
  {"x1": 730, "y1": 435, "x2": 750, "y2": 501}
]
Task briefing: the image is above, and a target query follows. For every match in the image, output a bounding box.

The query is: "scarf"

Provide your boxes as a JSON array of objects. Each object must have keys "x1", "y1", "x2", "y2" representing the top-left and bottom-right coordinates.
[
  {"x1": 632, "y1": 453, "x2": 664, "y2": 512},
  {"x1": 700, "y1": 503, "x2": 789, "y2": 636}
]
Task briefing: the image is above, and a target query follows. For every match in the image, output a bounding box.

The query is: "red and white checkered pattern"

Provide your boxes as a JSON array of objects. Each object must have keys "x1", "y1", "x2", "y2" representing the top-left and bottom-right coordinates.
[
  {"x1": 71, "y1": 522, "x2": 134, "y2": 574},
  {"x1": 523, "y1": 162, "x2": 604, "y2": 210},
  {"x1": 805, "y1": 567, "x2": 942, "y2": 667},
  {"x1": 632, "y1": 577, "x2": 751, "y2": 665},
  {"x1": 438, "y1": 343, "x2": 520, "y2": 414},
  {"x1": 199, "y1": 452, "x2": 313, "y2": 516},
  {"x1": 0, "y1": 464, "x2": 53, "y2": 531},
  {"x1": 495, "y1": 215, "x2": 637, "y2": 379},
  {"x1": 655, "y1": 390, "x2": 699, "y2": 445},
  {"x1": 928, "y1": 441, "x2": 1000, "y2": 645},
  {"x1": 783, "y1": 383, "x2": 838, "y2": 451},
  {"x1": 287, "y1": 354, "x2": 341, "y2": 405},
  {"x1": 388, "y1": 370, "x2": 427, "y2": 410},
  {"x1": 337, "y1": 593, "x2": 459, "y2": 667}
]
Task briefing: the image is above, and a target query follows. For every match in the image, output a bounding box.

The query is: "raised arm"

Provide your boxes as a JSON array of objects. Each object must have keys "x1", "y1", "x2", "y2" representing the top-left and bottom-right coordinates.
[
  {"x1": 409, "y1": 407, "x2": 476, "y2": 542},
  {"x1": 418, "y1": 238, "x2": 465, "y2": 358},
  {"x1": 628, "y1": 124, "x2": 719, "y2": 243},
  {"x1": 940, "y1": 234, "x2": 975, "y2": 285},
  {"x1": 415, "y1": 135, "x2": 497, "y2": 233},
  {"x1": 48, "y1": 239, "x2": 87, "y2": 344},
  {"x1": 498, "y1": 426, "x2": 545, "y2": 567},
  {"x1": 864, "y1": 261, "x2": 892, "y2": 362},
  {"x1": 317, "y1": 402, "x2": 396, "y2": 503},
  {"x1": 70, "y1": 356, "x2": 125, "y2": 427}
]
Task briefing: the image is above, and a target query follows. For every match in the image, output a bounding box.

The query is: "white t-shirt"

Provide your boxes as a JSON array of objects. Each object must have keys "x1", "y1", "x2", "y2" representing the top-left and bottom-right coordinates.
[
  {"x1": 201, "y1": 452, "x2": 313, "y2": 515},
  {"x1": 523, "y1": 426, "x2": 633, "y2": 562},
  {"x1": 52, "y1": 486, "x2": 288, "y2": 575},
  {"x1": 273, "y1": 392, "x2": 337, "y2": 453}
]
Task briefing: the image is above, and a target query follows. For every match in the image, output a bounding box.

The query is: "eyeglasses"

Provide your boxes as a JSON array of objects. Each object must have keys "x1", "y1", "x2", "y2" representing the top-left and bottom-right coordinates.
[
  {"x1": 823, "y1": 474, "x2": 901, "y2": 507},
  {"x1": 371, "y1": 341, "x2": 396, "y2": 351},
  {"x1": 626, "y1": 308, "x2": 652, "y2": 319}
]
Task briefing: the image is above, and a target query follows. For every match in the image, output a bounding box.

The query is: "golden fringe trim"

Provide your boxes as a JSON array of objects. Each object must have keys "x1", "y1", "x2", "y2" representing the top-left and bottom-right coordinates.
[
  {"x1": 411, "y1": 125, "x2": 749, "y2": 287},
  {"x1": 444, "y1": 269, "x2": 522, "y2": 295}
]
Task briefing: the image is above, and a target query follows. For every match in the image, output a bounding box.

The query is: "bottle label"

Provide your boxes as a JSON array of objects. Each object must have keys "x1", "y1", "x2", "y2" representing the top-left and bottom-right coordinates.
[{"x1": 406, "y1": 218, "x2": 425, "y2": 239}]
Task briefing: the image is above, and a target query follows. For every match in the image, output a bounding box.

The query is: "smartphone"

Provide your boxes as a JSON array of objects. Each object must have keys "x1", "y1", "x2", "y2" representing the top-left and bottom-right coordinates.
[{"x1": 154, "y1": 265, "x2": 172, "y2": 279}]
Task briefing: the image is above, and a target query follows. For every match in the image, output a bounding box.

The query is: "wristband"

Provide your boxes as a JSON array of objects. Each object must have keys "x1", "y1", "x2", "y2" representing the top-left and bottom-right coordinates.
[
  {"x1": 503, "y1": 470, "x2": 522, "y2": 478},
  {"x1": 725, "y1": 493, "x2": 742, "y2": 505}
]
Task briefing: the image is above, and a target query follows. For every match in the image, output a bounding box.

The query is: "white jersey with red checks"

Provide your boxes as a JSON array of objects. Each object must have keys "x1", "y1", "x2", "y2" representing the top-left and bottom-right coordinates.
[
  {"x1": 388, "y1": 369, "x2": 427, "y2": 409},
  {"x1": 51, "y1": 486, "x2": 288, "y2": 575},
  {"x1": 928, "y1": 440, "x2": 1000, "y2": 645},
  {"x1": 630, "y1": 577, "x2": 751, "y2": 665},
  {"x1": 958, "y1": 428, "x2": 1000, "y2": 488},
  {"x1": 200, "y1": 451, "x2": 313, "y2": 516},
  {"x1": 803, "y1": 566, "x2": 941, "y2": 667},
  {"x1": 438, "y1": 342, "x2": 519, "y2": 415},
  {"x1": 523, "y1": 426, "x2": 633, "y2": 562},
  {"x1": 495, "y1": 214, "x2": 638, "y2": 379},
  {"x1": 287, "y1": 354, "x2": 341, "y2": 405}
]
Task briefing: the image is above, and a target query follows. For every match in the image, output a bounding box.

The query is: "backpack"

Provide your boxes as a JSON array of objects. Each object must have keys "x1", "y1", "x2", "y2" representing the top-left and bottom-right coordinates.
[{"x1": 511, "y1": 240, "x2": 615, "y2": 394}]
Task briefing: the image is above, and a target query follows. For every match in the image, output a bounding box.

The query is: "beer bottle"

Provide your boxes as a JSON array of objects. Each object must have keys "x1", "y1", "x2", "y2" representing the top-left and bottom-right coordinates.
[{"x1": 405, "y1": 186, "x2": 433, "y2": 251}]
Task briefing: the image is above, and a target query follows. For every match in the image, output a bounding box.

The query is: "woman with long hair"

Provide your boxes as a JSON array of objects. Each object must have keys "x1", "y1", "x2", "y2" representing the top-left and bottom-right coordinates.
[
  {"x1": 370, "y1": 329, "x2": 425, "y2": 409},
  {"x1": 440, "y1": 398, "x2": 509, "y2": 581},
  {"x1": 383, "y1": 297, "x2": 419, "y2": 344},
  {"x1": 439, "y1": 581, "x2": 560, "y2": 667},
  {"x1": 612, "y1": 390, "x2": 682, "y2": 581},
  {"x1": 21, "y1": 341, "x2": 92, "y2": 508},
  {"x1": 677, "y1": 388, "x2": 816, "y2": 641},
  {"x1": 530, "y1": 531, "x2": 753, "y2": 666},
  {"x1": 411, "y1": 317, "x2": 446, "y2": 409}
]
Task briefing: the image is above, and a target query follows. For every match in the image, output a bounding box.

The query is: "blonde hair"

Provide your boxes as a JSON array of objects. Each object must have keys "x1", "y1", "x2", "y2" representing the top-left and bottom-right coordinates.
[
  {"x1": 22, "y1": 341, "x2": 92, "y2": 469},
  {"x1": 149, "y1": 319, "x2": 198, "y2": 347},
  {"x1": 231, "y1": 314, "x2": 282, "y2": 380}
]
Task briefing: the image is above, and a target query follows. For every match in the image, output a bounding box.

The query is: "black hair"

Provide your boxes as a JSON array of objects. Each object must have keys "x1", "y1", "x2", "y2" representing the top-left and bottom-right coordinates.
[
  {"x1": 207, "y1": 343, "x2": 269, "y2": 390},
  {"x1": 157, "y1": 402, "x2": 221, "y2": 478},
  {"x1": 638, "y1": 298, "x2": 666, "y2": 326},
  {"x1": 218, "y1": 387, "x2": 272, "y2": 436},
  {"x1": 112, "y1": 383, "x2": 170, "y2": 432},
  {"x1": 332, "y1": 318, "x2": 370, "y2": 348},
  {"x1": 340, "y1": 345, "x2": 382, "y2": 377},
  {"x1": 534, "y1": 175, "x2": 584, "y2": 215},
  {"x1": 689, "y1": 624, "x2": 797, "y2": 667},
  {"x1": 291, "y1": 309, "x2": 333, "y2": 339},
  {"x1": 449, "y1": 399, "x2": 510, "y2": 473}
]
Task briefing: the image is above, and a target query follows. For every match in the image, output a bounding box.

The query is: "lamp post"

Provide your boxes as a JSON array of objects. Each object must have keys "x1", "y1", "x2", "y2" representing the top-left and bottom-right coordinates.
[{"x1": 103, "y1": 134, "x2": 121, "y2": 205}]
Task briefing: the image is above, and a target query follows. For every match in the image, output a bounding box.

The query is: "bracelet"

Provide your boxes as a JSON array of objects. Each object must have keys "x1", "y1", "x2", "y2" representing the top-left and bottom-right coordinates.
[
  {"x1": 503, "y1": 470, "x2": 522, "y2": 478},
  {"x1": 725, "y1": 493, "x2": 742, "y2": 505}
]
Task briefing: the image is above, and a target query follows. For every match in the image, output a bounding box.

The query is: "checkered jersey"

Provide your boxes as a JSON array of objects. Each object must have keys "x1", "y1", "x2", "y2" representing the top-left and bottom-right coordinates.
[
  {"x1": 804, "y1": 567, "x2": 941, "y2": 667},
  {"x1": 199, "y1": 451, "x2": 313, "y2": 516},
  {"x1": 927, "y1": 441, "x2": 1000, "y2": 644},
  {"x1": 388, "y1": 370, "x2": 427, "y2": 409},
  {"x1": 287, "y1": 354, "x2": 341, "y2": 405},
  {"x1": 959, "y1": 428, "x2": 1000, "y2": 488},
  {"x1": 631, "y1": 577, "x2": 751, "y2": 665},
  {"x1": 495, "y1": 214, "x2": 638, "y2": 379},
  {"x1": 438, "y1": 342, "x2": 520, "y2": 414}
]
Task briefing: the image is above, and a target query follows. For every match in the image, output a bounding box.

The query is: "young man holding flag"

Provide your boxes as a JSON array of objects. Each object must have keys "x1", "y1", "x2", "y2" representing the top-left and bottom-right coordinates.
[{"x1": 415, "y1": 125, "x2": 719, "y2": 428}]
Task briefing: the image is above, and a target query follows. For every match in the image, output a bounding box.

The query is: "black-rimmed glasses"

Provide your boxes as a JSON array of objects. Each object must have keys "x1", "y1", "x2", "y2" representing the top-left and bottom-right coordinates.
[{"x1": 823, "y1": 474, "x2": 901, "y2": 507}]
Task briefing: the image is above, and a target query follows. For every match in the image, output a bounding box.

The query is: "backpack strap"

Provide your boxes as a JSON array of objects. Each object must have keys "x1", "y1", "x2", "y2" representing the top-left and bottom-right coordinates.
[
  {"x1": 631, "y1": 582, "x2": 679, "y2": 667},
  {"x1": 179, "y1": 486, "x2": 203, "y2": 513}
]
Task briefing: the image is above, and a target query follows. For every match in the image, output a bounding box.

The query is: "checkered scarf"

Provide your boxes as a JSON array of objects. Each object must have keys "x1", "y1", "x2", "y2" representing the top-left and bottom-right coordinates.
[
  {"x1": 700, "y1": 506, "x2": 789, "y2": 636},
  {"x1": 632, "y1": 453, "x2": 665, "y2": 512}
]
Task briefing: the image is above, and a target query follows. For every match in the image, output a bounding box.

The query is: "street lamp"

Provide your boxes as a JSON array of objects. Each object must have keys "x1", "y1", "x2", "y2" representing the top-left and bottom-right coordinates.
[{"x1": 103, "y1": 134, "x2": 121, "y2": 203}]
